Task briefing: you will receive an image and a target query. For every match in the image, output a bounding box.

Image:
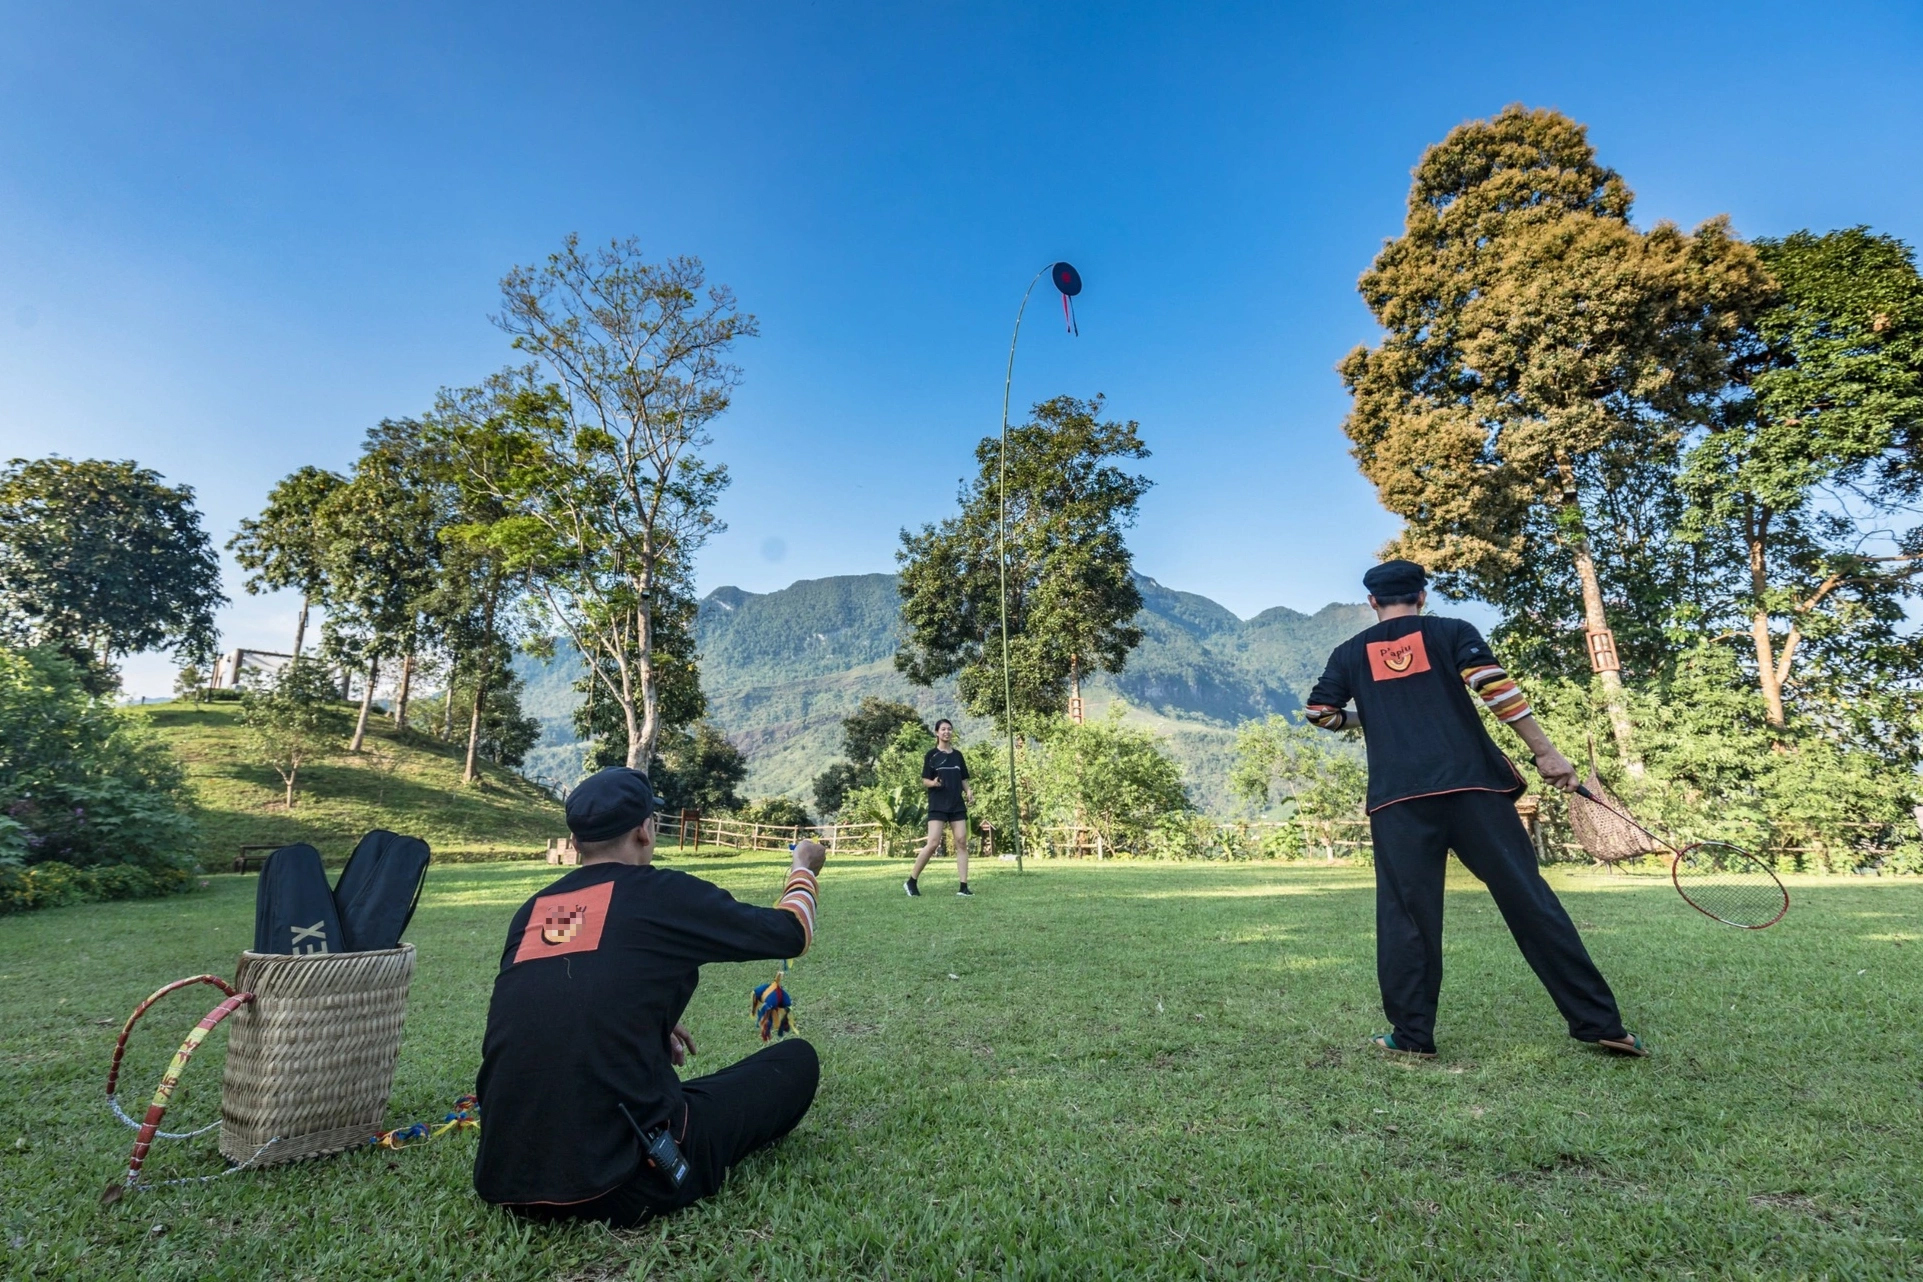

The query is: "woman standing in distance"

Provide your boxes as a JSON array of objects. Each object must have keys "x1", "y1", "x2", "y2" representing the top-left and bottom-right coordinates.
[{"x1": 905, "y1": 719, "x2": 974, "y2": 898}]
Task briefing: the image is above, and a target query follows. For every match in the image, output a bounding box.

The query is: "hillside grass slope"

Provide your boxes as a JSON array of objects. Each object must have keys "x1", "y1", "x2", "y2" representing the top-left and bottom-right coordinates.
[{"x1": 138, "y1": 703, "x2": 565, "y2": 866}]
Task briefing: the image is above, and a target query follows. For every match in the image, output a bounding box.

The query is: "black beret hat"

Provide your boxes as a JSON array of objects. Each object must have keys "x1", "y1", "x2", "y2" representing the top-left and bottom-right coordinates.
[
  {"x1": 1362, "y1": 559, "x2": 1428, "y2": 598},
  {"x1": 565, "y1": 767, "x2": 658, "y2": 842}
]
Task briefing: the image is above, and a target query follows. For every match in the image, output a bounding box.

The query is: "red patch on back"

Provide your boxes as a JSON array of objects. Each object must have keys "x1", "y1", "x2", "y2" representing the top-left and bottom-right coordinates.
[
  {"x1": 1367, "y1": 631, "x2": 1432, "y2": 681},
  {"x1": 512, "y1": 880, "x2": 614, "y2": 963}
]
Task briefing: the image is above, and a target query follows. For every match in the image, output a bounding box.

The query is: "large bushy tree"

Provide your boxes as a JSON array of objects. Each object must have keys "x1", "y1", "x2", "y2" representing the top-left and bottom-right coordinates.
[
  {"x1": 1679, "y1": 227, "x2": 1923, "y2": 738},
  {"x1": 0, "y1": 457, "x2": 224, "y2": 691},
  {"x1": 1338, "y1": 106, "x2": 1769, "y2": 768},
  {"x1": 896, "y1": 395, "x2": 1151, "y2": 731},
  {"x1": 228, "y1": 465, "x2": 347, "y2": 660},
  {"x1": 441, "y1": 238, "x2": 756, "y2": 769},
  {"x1": 316, "y1": 422, "x2": 443, "y2": 754}
]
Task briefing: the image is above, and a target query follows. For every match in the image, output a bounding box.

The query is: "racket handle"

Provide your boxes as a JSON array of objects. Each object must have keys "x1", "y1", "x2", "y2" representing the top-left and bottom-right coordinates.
[{"x1": 1574, "y1": 785, "x2": 1596, "y2": 802}]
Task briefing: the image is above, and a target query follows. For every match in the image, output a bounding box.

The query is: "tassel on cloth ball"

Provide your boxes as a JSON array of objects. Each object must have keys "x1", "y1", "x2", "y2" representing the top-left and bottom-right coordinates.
[
  {"x1": 374, "y1": 1122, "x2": 429, "y2": 1150},
  {"x1": 432, "y1": 1094, "x2": 479, "y2": 1138},
  {"x1": 751, "y1": 971, "x2": 795, "y2": 1041}
]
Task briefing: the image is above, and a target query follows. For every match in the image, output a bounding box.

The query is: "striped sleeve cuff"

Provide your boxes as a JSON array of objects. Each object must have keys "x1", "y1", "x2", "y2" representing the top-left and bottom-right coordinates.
[
  {"x1": 776, "y1": 868, "x2": 818, "y2": 954},
  {"x1": 1461, "y1": 664, "x2": 1532, "y2": 724}
]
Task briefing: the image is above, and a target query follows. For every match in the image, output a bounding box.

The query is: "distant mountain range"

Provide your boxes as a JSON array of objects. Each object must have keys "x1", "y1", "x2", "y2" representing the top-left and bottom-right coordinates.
[{"x1": 516, "y1": 573, "x2": 1372, "y2": 814}]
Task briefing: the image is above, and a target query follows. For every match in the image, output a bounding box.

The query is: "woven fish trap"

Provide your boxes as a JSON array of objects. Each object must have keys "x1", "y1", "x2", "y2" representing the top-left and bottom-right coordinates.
[
  {"x1": 1568, "y1": 773, "x2": 1668, "y2": 865},
  {"x1": 218, "y1": 945, "x2": 415, "y2": 1166}
]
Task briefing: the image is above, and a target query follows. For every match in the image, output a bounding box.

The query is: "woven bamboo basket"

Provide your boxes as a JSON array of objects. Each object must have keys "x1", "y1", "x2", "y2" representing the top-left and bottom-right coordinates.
[{"x1": 217, "y1": 945, "x2": 416, "y2": 1166}]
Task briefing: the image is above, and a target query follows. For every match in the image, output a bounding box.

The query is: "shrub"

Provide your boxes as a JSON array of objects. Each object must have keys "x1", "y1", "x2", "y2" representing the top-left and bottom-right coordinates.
[
  {"x1": 0, "y1": 645, "x2": 199, "y2": 911},
  {"x1": 0, "y1": 860, "x2": 194, "y2": 913},
  {"x1": 238, "y1": 656, "x2": 347, "y2": 808}
]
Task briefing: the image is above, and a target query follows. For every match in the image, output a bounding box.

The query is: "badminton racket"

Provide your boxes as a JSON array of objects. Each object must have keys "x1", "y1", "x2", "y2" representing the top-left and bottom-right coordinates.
[{"x1": 1571, "y1": 785, "x2": 1789, "y2": 930}]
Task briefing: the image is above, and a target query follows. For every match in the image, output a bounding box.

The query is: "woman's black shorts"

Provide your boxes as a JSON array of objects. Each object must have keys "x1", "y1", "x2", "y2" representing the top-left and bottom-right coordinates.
[{"x1": 928, "y1": 810, "x2": 967, "y2": 824}]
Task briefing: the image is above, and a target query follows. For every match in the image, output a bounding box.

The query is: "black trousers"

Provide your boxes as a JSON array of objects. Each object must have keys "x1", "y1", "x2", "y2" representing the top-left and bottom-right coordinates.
[
  {"x1": 1369, "y1": 790, "x2": 1626, "y2": 1053},
  {"x1": 514, "y1": 1039, "x2": 819, "y2": 1228}
]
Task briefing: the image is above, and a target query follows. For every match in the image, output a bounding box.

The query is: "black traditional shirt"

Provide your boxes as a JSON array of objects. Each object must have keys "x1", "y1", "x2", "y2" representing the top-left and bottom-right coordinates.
[
  {"x1": 472, "y1": 861, "x2": 816, "y2": 1206},
  {"x1": 922, "y1": 748, "x2": 969, "y2": 813},
  {"x1": 1306, "y1": 615, "x2": 1526, "y2": 813}
]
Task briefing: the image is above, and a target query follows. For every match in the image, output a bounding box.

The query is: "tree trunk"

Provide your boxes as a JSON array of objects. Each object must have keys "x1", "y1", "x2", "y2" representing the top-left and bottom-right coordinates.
[
  {"x1": 620, "y1": 691, "x2": 644, "y2": 771},
  {"x1": 440, "y1": 680, "x2": 455, "y2": 739},
  {"x1": 1568, "y1": 537, "x2": 1642, "y2": 776},
  {"x1": 285, "y1": 763, "x2": 298, "y2": 810},
  {"x1": 464, "y1": 679, "x2": 486, "y2": 783},
  {"x1": 464, "y1": 579, "x2": 500, "y2": 784},
  {"x1": 349, "y1": 655, "x2": 380, "y2": 753},
  {"x1": 394, "y1": 651, "x2": 415, "y2": 730},
  {"x1": 633, "y1": 594, "x2": 659, "y2": 768},
  {"x1": 292, "y1": 595, "x2": 310, "y2": 659},
  {"x1": 1556, "y1": 457, "x2": 1641, "y2": 776},
  {"x1": 1744, "y1": 505, "x2": 1788, "y2": 729}
]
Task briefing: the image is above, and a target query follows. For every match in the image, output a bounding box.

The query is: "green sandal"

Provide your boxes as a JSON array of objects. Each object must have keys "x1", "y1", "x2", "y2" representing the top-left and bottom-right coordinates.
[
  {"x1": 1370, "y1": 1032, "x2": 1436, "y2": 1059},
  {"x1": 1593, "y1": 1033, "x2": 1649, "y2": 1058}
]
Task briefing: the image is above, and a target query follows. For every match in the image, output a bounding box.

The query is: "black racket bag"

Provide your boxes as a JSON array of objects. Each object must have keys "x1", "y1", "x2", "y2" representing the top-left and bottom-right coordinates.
[
  {"x1": 253, "y1": 844, "x2": 345, "y2": 955},
  {"x1": 332, "y1": 829, "x2": 431, "y2": 952}
]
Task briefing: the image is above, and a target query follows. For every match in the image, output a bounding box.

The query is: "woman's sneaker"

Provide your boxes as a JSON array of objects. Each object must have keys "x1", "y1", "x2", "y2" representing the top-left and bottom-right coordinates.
[
  {"x1": 956, "y1": 884, "x2": 973, "y2": 897},
  {"x1": 904, "y1": 878, "x2": 921, "y2": 897}
]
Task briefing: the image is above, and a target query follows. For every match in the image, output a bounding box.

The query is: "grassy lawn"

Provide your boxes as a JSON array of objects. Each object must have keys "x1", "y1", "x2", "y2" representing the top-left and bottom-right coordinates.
[
  {"x1": 2, "y1": 852, "x2": 1919, "y2": 1280},
  {"x1": 137, "y1": 703, "x2": 565, "y2": 865}
]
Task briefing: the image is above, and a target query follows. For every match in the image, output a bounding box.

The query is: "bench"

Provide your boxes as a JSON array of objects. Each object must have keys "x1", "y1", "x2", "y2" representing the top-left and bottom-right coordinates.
[{"x1": 233, "y1": 844, "x2": 286, "y2": 874}]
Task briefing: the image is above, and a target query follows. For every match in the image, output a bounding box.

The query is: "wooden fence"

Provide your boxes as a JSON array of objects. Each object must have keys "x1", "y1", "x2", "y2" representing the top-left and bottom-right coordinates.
[{"x1": 658, "y1": 813, "x2": 889, "y2": 857}]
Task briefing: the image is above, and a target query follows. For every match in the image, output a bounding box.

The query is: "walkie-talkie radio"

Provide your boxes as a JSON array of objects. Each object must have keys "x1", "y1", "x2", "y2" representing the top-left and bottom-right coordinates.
[{"x1": 617, "y1": 1102, "x2": 689, "y2": 1189}]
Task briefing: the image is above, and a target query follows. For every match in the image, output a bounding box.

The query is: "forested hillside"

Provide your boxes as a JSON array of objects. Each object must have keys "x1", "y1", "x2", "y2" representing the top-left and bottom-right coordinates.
[{"x1": 518, "y1": 573, "x2": 1369, "y2": 813}]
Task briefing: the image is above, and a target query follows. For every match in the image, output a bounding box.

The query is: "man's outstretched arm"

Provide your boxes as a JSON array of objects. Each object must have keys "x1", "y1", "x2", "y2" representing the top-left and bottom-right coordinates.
[
  {"x1": 1305, "y1": 653, "x2": 1357, "y2": 731},
  {"x1": 1459, "y1": 659, "x2": 1576, "y2": 791}
]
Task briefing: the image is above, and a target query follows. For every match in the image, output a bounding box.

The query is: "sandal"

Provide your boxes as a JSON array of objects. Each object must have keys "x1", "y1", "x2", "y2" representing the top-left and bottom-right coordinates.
[
  {"x1": 1370, "y1": 1032, "x2": 1436, "y2": 1059},
  {"x1": 1593, "y1": 1033, "x2": 1649, "y2": 1058}
]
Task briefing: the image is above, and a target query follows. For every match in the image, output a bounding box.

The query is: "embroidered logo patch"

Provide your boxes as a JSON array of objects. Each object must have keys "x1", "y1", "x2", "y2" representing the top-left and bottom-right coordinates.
[
  {"x1": 512, "y1": 880, "x2": 614, "y2": 963},
  {"x1": 1367, "y1": 631, "x2": 1432, "y2": 681}
]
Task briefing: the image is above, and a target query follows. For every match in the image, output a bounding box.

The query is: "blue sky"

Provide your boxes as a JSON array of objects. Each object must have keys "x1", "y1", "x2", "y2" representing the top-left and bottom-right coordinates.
[{"x1": 2, "y1": 2, "x2": 1919, "y2": 696}]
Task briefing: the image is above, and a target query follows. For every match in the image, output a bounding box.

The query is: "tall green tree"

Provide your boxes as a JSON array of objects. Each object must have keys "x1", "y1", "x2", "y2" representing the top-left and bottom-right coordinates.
[
  {"x1": 567, "y1": 579, "x2": 706, "y2": 773},
  {"x1": 0, "y1": 457, "x2": 225, "y2": 692},
  {"x1": 317, "y1": 422, "x2": 443, "y2": 754},
  {"x1": 228, "y1": 465, "x2": 347, "y2": 660},
  {"x1": 811, "y1": 697, "x2": 929, "y2": 815},
  {"x1": 1678, "y1": 227, "x2": 1923, "y2": 736},
  {"x1": 1338, "y1": 106, "x2": 1769, "y2": 769},
  {"x1": 443, "y1": 237, "x2": 757, "y2": 769},
  {"x1": 896, "y1": 395, "x2": 1151, "y2": 731}
]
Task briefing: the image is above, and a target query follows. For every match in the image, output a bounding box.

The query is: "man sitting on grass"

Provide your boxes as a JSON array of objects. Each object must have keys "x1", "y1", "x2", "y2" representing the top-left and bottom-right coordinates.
[
  {"x1": 1305, "y1": 559, "x2": 1644, "y2": 1060},
  {"x1": 473, "y1": 767, "x2": 826, "y2": 1225}
]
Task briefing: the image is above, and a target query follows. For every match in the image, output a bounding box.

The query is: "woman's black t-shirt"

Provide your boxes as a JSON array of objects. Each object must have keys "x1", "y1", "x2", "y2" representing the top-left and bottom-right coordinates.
[
  {"x1": 1307, "y1": 615, "x2": 1525, "y2": 813},
  {"x1": 923, "y1": 748, "x2": 968, "y2": 815}
]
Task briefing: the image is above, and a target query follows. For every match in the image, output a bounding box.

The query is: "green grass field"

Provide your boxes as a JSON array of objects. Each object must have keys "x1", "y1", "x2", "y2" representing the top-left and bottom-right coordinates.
[
  {"x1": 2, "y1": 852, "x2": 1919, "y2": 1280},
  {"x1": 136, "y1": 703, "x2": 565, "y2": 865}
]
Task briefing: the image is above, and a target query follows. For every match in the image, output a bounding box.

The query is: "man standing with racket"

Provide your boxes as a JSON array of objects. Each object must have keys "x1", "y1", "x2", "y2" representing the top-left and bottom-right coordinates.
[
  {"x1": 905, "y1": 718, "x2": 974, "y2": 898},
  {"x1": 1305, "y1": 560, "x2": 1645, "y2": 1059}
]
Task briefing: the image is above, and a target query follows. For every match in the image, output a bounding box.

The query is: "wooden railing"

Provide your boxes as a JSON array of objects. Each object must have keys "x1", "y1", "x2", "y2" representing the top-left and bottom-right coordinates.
[{"x1": 657, "y1": 813, "x2": 888, "y2": 857}]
